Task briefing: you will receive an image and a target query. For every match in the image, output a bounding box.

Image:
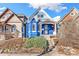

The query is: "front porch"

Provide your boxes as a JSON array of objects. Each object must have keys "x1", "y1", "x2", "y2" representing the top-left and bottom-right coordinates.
[
  {"x1": 38, "y1": 20, "x2": 56, "y2": 36},
  {"x1": 0, "y1": 23, "x2": 19, "y2": 40}
]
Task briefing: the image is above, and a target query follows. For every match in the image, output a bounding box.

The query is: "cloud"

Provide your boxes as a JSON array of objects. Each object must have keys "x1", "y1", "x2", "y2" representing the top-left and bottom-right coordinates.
[
  {"x1": 0, "y1": 7, "x2": 6, "y2": 14},
  {"x1": 0, "y1": 7, "x2": 6, "y2": 10},
  {"x1": 29, "y1": 3, "x2": 67, "y2": 12},
  {"x1": 53, "y1": 16, "x2": 61, "y2": 22}
]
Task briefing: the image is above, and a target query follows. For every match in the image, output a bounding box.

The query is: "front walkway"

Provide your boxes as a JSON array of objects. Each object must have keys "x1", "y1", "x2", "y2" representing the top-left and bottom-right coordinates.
[{"x1": 42, "y1": 35, "x2": 58, "y2": 52}]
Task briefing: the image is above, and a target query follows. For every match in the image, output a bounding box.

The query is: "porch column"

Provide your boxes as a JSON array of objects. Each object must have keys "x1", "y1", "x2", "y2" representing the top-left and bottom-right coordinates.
[
  {"x1": 54, "y1": 23, "x2": 57, "y2": 36},
  {"x1": 40, "y1": 22, "x2": 42, "y2": 36}
]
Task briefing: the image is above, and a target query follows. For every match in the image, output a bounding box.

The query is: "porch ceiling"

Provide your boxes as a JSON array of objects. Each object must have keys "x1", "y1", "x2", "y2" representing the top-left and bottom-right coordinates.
[
  {"x1": 42, "y1": 19, "x2": 55, "y2": 24},
  {"x1": 42, "y1": 21, "x2": 55, "y2": 24}
]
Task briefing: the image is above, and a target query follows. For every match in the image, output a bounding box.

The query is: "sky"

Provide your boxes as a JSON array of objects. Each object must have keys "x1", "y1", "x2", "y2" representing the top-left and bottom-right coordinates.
[{"x1": 0, "y1": 3, "x2": 79, "y2": 21}]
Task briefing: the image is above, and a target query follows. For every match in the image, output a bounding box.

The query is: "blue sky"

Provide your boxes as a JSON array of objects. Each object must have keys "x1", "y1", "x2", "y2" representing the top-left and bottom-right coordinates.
[{"x1": 0, "y1": 3, "x2": 79, "y2": 19}]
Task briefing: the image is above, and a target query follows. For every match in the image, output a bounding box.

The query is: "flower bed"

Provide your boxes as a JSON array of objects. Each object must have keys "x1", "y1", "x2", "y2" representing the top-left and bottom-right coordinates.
[{"x1": 0, "y1": 37, "x2": 49, "y2": 54}]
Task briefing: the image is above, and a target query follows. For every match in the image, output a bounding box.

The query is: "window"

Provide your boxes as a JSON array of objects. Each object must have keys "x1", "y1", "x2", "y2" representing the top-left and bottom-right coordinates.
[
  {"x1": 5, "y1": 27, "x2": 10, "y2": 32},
  {"x1": 70, "y1": 13, "x2": 75, "y2": 16},
  {"x1": 32, "y1": 23, "x2": 36, "y2": 32},
  {"x1": 1, "y1": 16, "x2": 5, "y2": 19},
  {"x1": 1, "y1": 13, "x2": 12, "y2": 19},
  {"x1": 12, "y1": 25, "x2": 16, "y2": 32},
  {"x1": 41, "y1": 15, "x2": 44, "y2": 18},
  {"x1": 6, "y1": 28, "x2": 8, "y2": 30},
  {"x1": 38, "y1": 15, "x2": 40, "y2": 18}
]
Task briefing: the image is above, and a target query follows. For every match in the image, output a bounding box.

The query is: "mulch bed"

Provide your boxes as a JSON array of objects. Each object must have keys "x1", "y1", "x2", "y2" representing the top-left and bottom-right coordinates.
[{"x1": 0, "y1": 38, "x2": 45, "y2": 55}]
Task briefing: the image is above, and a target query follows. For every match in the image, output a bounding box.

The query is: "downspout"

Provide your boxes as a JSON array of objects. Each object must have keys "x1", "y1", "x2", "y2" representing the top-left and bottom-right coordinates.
[
  {"x1": 24, "y1": 24, "x2": 26, "y2": 38},
  {"x1": 23, "y1": 16, "x2": 27, "y2": 38}
]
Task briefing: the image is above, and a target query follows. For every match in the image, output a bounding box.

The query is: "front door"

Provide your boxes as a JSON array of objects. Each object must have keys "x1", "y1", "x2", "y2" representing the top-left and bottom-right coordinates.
[{"x1": 42, "y1": 24, "x2": 48, "y2": 35}]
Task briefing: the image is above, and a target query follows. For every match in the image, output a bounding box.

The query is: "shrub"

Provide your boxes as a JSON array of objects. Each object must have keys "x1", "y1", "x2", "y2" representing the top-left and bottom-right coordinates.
[{"x1": 24, "y1": 36, "x2": 48, "y2": 49}]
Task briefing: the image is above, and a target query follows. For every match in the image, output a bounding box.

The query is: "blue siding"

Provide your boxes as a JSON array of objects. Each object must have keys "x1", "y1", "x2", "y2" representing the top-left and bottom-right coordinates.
[
  {"x1": 27, "y1": 18, "x2": 38, "y2": 38},
  {"x1": 25, "y1": 18, "x2": 55, "y2": 38}
]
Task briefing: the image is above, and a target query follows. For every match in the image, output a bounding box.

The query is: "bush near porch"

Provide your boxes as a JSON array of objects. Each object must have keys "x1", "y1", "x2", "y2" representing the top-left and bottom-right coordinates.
[{"x1": 24, "y1": 36, "x2": 49, "y2": 52}]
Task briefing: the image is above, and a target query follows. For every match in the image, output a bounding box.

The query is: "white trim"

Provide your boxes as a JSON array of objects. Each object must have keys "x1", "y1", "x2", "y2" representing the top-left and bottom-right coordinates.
[
  {"x1": 30, "y1": 8, "x2": 55, "y2": 22},
  {"x1": 32, "y1": 23, "x2": 36, "y2": 32},
  {"x1": 40, "y1": 9, "x2": 53, "y2": 21}
]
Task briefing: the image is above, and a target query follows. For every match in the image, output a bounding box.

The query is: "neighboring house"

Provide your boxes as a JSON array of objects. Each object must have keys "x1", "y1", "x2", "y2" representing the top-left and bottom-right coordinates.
[
  {"x1": 57, "y1": 8, "x2": 79, "y2": 33},
  {"x1": 26, "y1": 7, "x2": 57, "y2": 38},
  {"x1": 0, "y1": 8, "x2": 27, "y2": 40},
  {"x1": 57, "y1": 8, "x2": 79, "y2": 30}
]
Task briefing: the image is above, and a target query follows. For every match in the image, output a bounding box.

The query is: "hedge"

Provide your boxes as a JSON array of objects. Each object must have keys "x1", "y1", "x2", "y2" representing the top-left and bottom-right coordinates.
[{"x1": 24, "y1": 36, "x2": 48, "y2": 49}]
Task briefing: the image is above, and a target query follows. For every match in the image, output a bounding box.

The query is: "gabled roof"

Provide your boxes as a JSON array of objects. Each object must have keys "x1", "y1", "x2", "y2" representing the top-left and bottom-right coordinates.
[
  {"x1": 58, "y1": 8, "x2": 79, "y2": 24},
  {"x1": 0, "y1": 8, "x2": 24, "y2": 24},
  {"x1": 29, "y1": 7, "x2": 41, "y2": 21},
  {"x1": 17, "y1": 14, "x2": 28, "y2": 23},
  {"x1": 39, "y1": 9, "x2": 53, "y2": 20},
  {"x1": 28, "y1": 7, "x2": 54, "y2": 23},
  {"x1": 0, "y1": 8, "x2": 9, "y2": 18},
  {"x1": 17, "y1": 14, "x2": 28, "y2": 18}
]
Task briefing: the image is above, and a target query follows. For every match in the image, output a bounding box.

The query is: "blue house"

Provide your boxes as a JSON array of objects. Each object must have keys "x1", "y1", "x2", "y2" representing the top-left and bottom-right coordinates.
[{"x1": 25, "y1": 7, "x2": 57, "y2": 38}]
